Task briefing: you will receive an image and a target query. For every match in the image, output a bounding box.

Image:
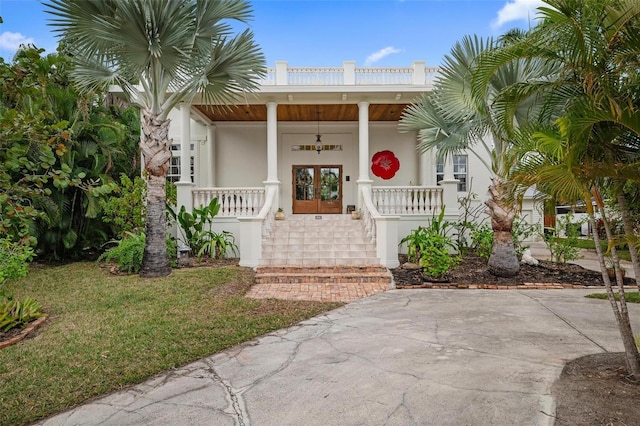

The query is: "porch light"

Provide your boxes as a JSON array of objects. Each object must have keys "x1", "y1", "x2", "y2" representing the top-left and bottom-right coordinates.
[{"x1": 315, "y1": 109, "x2": 322, "y2": 154}]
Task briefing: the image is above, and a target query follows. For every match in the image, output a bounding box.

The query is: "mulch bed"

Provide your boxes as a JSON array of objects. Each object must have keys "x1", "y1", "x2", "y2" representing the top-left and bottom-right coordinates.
[{"x1": 391, "y1": 254, "x2": 636, "y2": 288}]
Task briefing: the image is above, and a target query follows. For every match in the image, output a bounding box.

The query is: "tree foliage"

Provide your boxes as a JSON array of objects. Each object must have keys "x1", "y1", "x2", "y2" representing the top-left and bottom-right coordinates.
[{"x1": 0, "y1": 46, "x2": 140, "y2": 259}]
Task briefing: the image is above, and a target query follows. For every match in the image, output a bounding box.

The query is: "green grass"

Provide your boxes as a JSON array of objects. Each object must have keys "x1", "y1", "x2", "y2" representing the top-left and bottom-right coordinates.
[
  {"x1": 0, "y1": 263, "x2": 342, "y2": 426},
  {"x1": 586, "y1": 292, "x2": 640, "y2": 303}
]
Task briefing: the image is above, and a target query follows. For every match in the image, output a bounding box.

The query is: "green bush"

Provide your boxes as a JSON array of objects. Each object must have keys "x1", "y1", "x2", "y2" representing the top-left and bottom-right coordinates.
[
  {"x1": 400, "y1": 207, "x2": 460, "y2": 279},
  {"x1": 470, "y1": 224, "x2": 494, "y2": 259},
  {"x1": 98, "y1": 232, "x2": 178, "y2": 273},
  {"x1": 198, "y1": 230, "x2": 239, "y2": 259},
  {"x1": 544, "y1": 213, "x2": 582, "y2": 263},
  {"x1": 98, "y1": 231, "x2": 146, "y2": 273},
  {"x1": 0, "y1": 238, "x2": 35, "y2": 287}
]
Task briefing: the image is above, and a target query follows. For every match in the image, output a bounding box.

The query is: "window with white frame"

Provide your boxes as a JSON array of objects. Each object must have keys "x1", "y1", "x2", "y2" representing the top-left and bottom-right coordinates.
[
  {"x1": 167, "y1": 143, "x2": 195, "y2": 183},
  {"x1": 436, "y1": 155, "x2": 467, "y2": 192}
]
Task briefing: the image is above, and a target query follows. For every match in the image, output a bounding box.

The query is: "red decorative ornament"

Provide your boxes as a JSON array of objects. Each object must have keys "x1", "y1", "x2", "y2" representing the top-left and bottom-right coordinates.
[{"x1": 371, "y1": 150, "x2": 400, "y2": 180}]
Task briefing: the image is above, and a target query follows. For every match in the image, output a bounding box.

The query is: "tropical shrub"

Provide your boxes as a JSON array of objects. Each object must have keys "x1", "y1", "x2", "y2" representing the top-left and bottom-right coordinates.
[
  {"x1": 198, "y1": 231, "x2": 239, "y2": 260},
  {"x1": 0, "y1": 239, "x2": 35, "y2": 287},
  {"x1": 544, "y1": 213, "x2": 583, "y2": 263},
  {"x1": 512, "y1": 215, "x2": 539, "y2": 259},
  {"x1": 100, "y1": 174, "x2": 147, "y2": 236},
  {"x1": 470, "y1": 224, "x2": 494, "y2": 259},
  {"x1": 171, "y1": 198, "x2": 221, "y2": 256},
  {"x1": 400, "y1": 207, "x2": 460, "y2": 279},
  {"x1": 98, "y1": 231, "x2": 146, "y2": 273},
  {"x1": 0, "y1": 296, "x2": 44, "y2": 332},
  {"x1": 98, "y1": 232, "x2": 178, "y2": 273}
]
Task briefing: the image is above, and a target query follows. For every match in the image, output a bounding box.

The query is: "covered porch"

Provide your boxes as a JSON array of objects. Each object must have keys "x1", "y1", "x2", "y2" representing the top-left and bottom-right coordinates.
[{"x1": 168, "y1": 61, "x2": 463, "y2": 268}]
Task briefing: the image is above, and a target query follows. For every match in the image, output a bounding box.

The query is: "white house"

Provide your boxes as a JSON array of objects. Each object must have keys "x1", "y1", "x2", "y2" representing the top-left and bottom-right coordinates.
[{"x1": 160, "y1": 61, "x2": 541, "y2": 268}]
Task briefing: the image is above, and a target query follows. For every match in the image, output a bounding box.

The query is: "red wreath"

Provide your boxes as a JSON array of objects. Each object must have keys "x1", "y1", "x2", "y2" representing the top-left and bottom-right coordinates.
[{"x1": 371, "y1": 150, "x2": 400, "y2": 180}]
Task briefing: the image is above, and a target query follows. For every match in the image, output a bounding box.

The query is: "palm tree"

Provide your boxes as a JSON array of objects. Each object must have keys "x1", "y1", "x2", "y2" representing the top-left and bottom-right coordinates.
[
  {"x1": 399, "y1": 35, "x2": 555, "y2": 277},
  {"x1": 480, "y1": 0, "x2": 640, "y2": 378},
  {"x1": 44, "y1": 0, "x2": 266, "y2": 277}
]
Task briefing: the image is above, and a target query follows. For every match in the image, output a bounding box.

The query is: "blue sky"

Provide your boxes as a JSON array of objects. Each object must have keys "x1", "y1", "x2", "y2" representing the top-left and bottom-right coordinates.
[{"x1": 0, "y1": 0, "x2": 545, "y2": 66}]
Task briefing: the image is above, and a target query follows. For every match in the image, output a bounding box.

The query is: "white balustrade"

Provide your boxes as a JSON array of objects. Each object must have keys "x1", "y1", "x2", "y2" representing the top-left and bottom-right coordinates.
[
  {"x1": 355, "y1": 67, "x2": 413, "y2": 85},
  {"x1": 372, "y1": 186, "x2": 443, "y2": 215},
  {"x1": 192, "y1": 187, "x2": 265, "y2": 217},
  {"x1": 261, "y1": 63, "x2": 439, "y2": 87}
]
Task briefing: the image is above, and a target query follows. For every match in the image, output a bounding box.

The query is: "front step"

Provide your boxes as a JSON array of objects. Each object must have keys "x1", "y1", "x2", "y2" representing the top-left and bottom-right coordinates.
[
  {"x1": 260, "y1": 214, "x2": 380, "y2": 266},
  {"x1": 249, "y1": 265, "x2": 393, "y2": 303}
]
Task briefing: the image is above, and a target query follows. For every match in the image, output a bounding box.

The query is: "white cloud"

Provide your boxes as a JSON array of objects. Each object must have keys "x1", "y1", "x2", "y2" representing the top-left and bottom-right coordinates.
[
  {"x1": 0, "y1": 31, "x2": 35, "y2": 51},
  {"x1": 492, "y1": 0, "x2": 545, "y2": 30},
  {"x1": 365, "y1": 46, "x2": 401, "y2": 66}
]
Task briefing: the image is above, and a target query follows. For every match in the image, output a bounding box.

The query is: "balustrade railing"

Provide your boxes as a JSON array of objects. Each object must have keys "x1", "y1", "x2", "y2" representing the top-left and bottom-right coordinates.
[
  {"x1": 192, "y1": 187, "x2": 265, "y2": 217},
  {"x1": 372, "y1": 186, "x2": 443, "y2": 215},
  {"x1": 261, "y1": 62, "x2": 439, "y2": 87},
  {"x1": 355, "y1": 67, "x2": 413, "y2": 85}
]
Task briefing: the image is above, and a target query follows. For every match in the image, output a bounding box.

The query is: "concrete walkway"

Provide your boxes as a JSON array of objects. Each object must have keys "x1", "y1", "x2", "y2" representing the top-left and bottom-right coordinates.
[{"x1": 38, "y1": 288, "x2": 640, "y2": 426}]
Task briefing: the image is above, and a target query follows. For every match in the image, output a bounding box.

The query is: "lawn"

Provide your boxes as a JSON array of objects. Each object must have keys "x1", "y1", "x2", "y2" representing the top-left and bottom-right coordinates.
[
  {"x1": 0, "y1": 263, "x2": 342, "y2": 426},
  {"x1": 586, "y1": 292, "x2": 640, "y2": 303}
]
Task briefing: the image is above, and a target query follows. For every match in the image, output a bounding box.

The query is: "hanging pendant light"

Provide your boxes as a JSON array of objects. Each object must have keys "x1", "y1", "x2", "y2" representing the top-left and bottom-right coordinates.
[{"x1": 315, "y1": 108, "x2": 322, "y2": 154}]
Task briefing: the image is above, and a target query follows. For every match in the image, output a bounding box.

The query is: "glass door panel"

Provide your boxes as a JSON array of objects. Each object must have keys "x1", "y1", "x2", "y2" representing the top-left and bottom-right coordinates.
[{"x1": 292, "y1": 165, "x2": 342, "y2": 214}]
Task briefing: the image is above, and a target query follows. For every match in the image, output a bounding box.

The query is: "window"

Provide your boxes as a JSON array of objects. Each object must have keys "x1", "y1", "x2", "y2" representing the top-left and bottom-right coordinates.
[
  {"x1": 436, "y1": 155, "x2": 467, "y2": 192},
  {"x1": 167, "y1": 143, "x2": 194, "y2": 183}
]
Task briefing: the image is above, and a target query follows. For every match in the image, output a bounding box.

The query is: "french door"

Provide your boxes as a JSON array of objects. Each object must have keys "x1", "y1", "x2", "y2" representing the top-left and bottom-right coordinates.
[{"x1": 292, "y1": 165, "x2": 342, "y2": 214}]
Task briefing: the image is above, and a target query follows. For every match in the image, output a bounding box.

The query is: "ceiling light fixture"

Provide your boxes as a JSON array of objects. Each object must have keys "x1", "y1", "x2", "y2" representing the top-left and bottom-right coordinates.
[{"x1": 315, "y1": 108, "x2": 322, "y2": 154}]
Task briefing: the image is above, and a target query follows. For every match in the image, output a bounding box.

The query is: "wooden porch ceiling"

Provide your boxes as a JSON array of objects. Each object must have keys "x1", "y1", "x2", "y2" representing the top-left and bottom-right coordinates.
[{"x1": 194, "y1": 104, "x2": 410, "y2": 122}]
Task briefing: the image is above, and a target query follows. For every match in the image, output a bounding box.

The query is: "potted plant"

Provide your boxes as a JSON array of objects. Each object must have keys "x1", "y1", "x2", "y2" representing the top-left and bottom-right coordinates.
[{"x1": 275, "y1": 208, "x2": 285, "y2": 220}]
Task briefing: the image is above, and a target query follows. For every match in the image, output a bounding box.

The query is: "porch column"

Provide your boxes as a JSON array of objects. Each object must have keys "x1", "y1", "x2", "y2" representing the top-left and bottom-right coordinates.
[
  {"x1": 439, "y1": 155, "x2": 459, "y2": 217},
  {"x1": 264, "y1": 102, "x2": 280, "y2": 209},
  {"x1": 419, "y1": 149, "x2": 430, "y2": 186},
  {"x1": 206, "y1": 124, "x2": 216, "y2": 187},
  {"x1": 357, "y1": 101, "x2": 372, "y2": 209},
  {"x1": 176, "y1": 103, "x2": 194, "y2": 213}
]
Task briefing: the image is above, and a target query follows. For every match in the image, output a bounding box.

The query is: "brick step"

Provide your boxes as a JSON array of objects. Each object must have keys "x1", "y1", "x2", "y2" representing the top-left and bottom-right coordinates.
[
  {"x1": 255, "y1": 265, "x2": 392, "y2": 285},
  {"x1": 256, "y1": 272, "x2": 391, "y2": 284}
]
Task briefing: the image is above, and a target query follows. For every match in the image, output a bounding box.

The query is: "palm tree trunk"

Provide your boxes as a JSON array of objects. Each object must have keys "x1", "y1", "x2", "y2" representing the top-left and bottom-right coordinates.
[
  {"x1": 591, "y1": 204, "x2": 640, "y2": 378},
  {"x1": 139, "y1": 109, "x2": 171, "y2": 278},
  {"x1": 485, "y1": 179, "x2": 519, "y2": 277},
  {"x1": 617, "y1": 192, "x2": 640, "y2": 292}
]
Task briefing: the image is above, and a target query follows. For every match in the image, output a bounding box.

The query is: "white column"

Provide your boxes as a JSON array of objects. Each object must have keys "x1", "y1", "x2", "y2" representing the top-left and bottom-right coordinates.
[
  {"x1": 439, "y1": 154, "x2": 459, "y2": 217},
  {"x1": 179, "y1": 103, "x2": 192, "y2": 183},
  {"x1": 176, "y1": 103, "x2": 194, "y2": 213},
  {"x1": 264, "y1": 102, "x2": 280, "y2": 209},
  {"x1": 207, "y1": 125, "x2": 216, "y2": 187},
  {"x1": 419, "y1": 150, "x2": 429, "y2": 186},
  {"x1": 357, "y1": 101, "x2": 372, "y2": 209}
]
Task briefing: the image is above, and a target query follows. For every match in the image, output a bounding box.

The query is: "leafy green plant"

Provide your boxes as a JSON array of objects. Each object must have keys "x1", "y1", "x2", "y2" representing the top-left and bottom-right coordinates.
[
  {"x1": 198, "y1": 231, "x2": 239, "y2": 259},
  {"x1": 0, "y1": 239, "x2": 35, "y2": 287},
  {"x1": 98, "y1": 231, "x2": 146, "y2": 273},
  {"x1": 0, "y1": 296, "x2": 44, "y2": 332},
  {"x1": 100, "y1": 174, "x2": 147, "y2": 236},
  {"x1": 98, "y1": 232, "x2": 178, "y2": 273},
  {"x1": 544, "y1": 212, "x2": 582, "y2": 263},
  {"x1": 400, "y1": 207, "x2": 460, "y2": 279},
  {"x1": 512, "y1": 215, "x2": 539, "y2": 259},
  {"x1": 170, "y1": 198, "x2": 221, "y2": 255},
  {"x1": 470, "y1": 224, "x2": 494, "y2": 259}
]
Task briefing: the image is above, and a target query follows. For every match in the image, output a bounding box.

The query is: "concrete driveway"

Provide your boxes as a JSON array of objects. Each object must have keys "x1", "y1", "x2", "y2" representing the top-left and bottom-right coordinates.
[{"x1": 38, "y1": 289, "x2": 639, "y2": 426}]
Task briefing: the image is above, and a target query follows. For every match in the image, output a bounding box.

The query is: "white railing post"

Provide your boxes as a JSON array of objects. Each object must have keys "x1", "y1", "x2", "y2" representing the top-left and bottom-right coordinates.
[
  {"x1": 275, "y1": 61, "x2": 288, "y2": 85},
  {"x1": 343, "y1": 61, "x2": 356, "y2": 85},
  {"x1": 412, "y1": 61, "x2": 426, "y2": 85}
]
